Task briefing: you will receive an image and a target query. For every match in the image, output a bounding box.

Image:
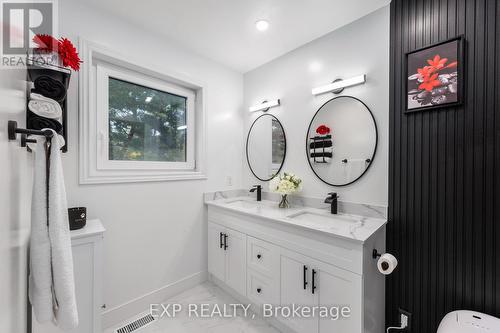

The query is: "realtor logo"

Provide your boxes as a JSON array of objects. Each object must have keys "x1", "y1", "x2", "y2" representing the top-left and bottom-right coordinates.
[{"x1": 1, "y1": 0, "x2": 56, "y2": 56}]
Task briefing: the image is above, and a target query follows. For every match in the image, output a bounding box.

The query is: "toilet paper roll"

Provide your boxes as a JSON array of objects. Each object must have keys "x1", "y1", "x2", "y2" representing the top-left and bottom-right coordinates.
[{"x1": 377, "y1": 253, "x2": 398, "y2": 275}]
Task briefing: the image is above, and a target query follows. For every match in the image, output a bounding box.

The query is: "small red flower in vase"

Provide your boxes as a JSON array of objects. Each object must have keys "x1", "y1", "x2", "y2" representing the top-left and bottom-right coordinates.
[
  {"x1": 316, "y1": 125, "x2": 331, "y2": 136},
  {"x1": 33, "y1": 34, "x2": 82, "y2": 71}
]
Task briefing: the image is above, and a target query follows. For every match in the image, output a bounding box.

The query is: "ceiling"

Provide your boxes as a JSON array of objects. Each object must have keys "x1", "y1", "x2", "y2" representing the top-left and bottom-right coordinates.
[{"x1": 83, "y1": 0, "x2": 390, "y2": 73}]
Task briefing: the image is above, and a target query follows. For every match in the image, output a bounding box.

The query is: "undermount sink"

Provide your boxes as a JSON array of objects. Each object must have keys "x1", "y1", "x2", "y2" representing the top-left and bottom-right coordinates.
[
  {"x1": 286, "y1": 211, "x2": 360, "y2": 229},
  {"x1": 225, "y1": 199, "x2": 261, "y2": 209}
]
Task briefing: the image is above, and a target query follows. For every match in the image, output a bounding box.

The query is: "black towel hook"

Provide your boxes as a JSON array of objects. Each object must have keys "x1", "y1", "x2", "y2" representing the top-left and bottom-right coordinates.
[{"x1": 8, "y1": 120, "x2": 53, "y2": 147}]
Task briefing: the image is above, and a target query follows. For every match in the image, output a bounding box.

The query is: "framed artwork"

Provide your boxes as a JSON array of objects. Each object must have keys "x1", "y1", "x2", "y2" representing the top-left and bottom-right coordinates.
[{"x1": 405, "y1": 36, "x2": 464, "y2": 112}]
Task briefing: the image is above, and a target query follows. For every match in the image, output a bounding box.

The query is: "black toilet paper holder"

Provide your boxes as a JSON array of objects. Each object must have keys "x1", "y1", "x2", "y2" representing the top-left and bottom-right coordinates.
[{"x1": 372, "y1": 249, "x2": 382, "y2": 259}]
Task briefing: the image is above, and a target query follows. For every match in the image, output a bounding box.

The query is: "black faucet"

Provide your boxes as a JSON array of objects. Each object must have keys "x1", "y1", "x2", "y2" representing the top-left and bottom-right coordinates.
[
  {"x1": 250, "y1": 185, "x2": 262, "y2": 201},
  {"x1": 324, "y1": 192, "x2": 339, "y2": 214}
]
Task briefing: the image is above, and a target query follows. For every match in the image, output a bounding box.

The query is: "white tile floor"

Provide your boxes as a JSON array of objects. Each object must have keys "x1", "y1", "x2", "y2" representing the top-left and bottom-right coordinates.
[{"x1": 106, "y1": 282, "x2": 281, "y2": 333}]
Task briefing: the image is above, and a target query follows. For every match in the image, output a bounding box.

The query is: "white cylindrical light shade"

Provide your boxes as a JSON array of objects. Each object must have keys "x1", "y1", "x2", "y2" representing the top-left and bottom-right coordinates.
[
  {"x1": 312, "y1": 74, "x2": 366, "y2": 95},
  {"x1": 249, "y1": 99, "x2": 280, "y2": 112}
]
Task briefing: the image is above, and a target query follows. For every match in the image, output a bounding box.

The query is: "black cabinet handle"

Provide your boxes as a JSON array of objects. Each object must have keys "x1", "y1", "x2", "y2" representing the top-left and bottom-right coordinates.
[
  {"x1": 303, "y1": 265, "x2": 308, "y2": 290},
  {"x1": 257, "y1": 254, "x2": 262, "y2": 259},
  {"x1": 219, "y1": 232, "x2": 224, "y2": 249},
  {"x1": 223, "y1": 234, "x2": 228, "y2": 250},
  {"x1": 257, "y1": 288, "x2": 262, "y2": 294},
  {"x1": 312, "y1": 269, "x2": 317, "y2": 294}
]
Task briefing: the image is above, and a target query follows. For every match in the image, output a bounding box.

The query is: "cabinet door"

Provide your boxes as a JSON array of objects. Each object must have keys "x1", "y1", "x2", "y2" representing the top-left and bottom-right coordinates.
[
  {"x1": 32, "y1": 236, "x2": 103, "y2": 333},
  {"x1": 225, "y1": 228, "x2": 247, "y2": 296},
  {"x1": 317, "y1": 264, "x2": 362, "y2": 333},
  {"x1": 208, "y1": 222, "x2": 225, "y2": 282},
  {"x1": 280, "y1": 253, "x2": 319, "y2": 333}
]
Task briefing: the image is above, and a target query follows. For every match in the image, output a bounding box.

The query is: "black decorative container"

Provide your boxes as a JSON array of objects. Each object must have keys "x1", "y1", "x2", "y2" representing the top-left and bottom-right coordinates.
[{"x1": 68, "y1": 207, "x2": 87, "y2": 230}]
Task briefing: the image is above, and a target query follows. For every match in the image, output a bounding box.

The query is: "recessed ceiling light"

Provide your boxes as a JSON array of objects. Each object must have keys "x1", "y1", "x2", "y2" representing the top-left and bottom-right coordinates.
[{"x1": 255, "y1": 20, "x2": 269, "y2": 32}]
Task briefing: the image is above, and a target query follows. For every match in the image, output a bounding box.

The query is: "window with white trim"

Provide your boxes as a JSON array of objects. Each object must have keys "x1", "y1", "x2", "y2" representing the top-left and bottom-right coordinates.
[
  {"x1": 96, "y1": 64, "x2": 195, "y2": 171},
  {"x1": 79, "y1": 40, "x2": 206, "y2": 184}
]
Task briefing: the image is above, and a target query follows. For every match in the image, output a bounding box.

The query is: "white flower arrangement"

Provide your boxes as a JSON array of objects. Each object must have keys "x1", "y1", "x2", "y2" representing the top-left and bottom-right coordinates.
[{"x1": 269, "y1": 172, "x2": 302, "y2": 195}]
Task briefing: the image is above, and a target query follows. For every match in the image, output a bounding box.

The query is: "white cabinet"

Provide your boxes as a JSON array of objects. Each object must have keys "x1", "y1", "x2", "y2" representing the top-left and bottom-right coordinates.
[
  {"x1": 208, "y1": 222, "x2": 226, "y2": 282},
  {"x1": 208, "y1": 222, "x2": 247, "y2": 296},
  {"x1": 279, "y1": 248, "x2": 362, "y2": 333},
  {"x1": 207, "y1": 205, "x2": 385, "y2": 333},
  {"x1": 32, "y1": 219, "x2": 105, "y2": 333},
  {"x1": 280, "y1": 252, "x2": 318, "y2": 333},
  {"x1": 317, "y1": 264, "x2": 362, "y2": 333}
]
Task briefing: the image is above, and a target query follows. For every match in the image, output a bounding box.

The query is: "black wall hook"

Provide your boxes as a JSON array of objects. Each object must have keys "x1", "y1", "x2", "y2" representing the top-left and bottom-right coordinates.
[{"x1": 8, "y1": 120, "x2": 53, "y2": 147}]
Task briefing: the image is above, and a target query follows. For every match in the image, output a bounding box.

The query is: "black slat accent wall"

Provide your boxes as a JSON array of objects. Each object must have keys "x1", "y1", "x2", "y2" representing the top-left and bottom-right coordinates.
[{"x1": 388, "y1": 0, "x2": 500, "y2": 331}]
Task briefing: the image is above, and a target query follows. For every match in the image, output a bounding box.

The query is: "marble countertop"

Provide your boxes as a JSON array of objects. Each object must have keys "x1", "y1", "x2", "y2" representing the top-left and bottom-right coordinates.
[{"x1": 205, "y1": 196, "x2": 386, "y2": 243}]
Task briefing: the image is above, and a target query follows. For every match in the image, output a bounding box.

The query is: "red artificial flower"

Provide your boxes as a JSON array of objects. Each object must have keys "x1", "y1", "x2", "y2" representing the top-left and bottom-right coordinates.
[
  {"x1": 58, "y1": 38, "x2": 82, "y2": 71},
  {"x1": 427, "y1": 55, "x2": 448, "y2": 69},
  {"x1": 316, "y1": 125, "x2": 330, "y2": 135},
  {"x1": 33, "y1": 34, "x2": 59, "y2": 53},
  {"x1": 418, "y1": 73, "x2": 441, "y2": 92}
]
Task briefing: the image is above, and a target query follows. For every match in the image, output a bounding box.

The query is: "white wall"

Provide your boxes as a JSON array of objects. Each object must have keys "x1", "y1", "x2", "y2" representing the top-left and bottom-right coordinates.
[
  {"x1": 243, "y1": 6, "x2": 390, "y2": 207},
  {"x1": 0, "y1": 69, "x2": 31, "y2": 332},
  {"x1": 59, "y1": 0, "x2": 244, "y2": 326}
]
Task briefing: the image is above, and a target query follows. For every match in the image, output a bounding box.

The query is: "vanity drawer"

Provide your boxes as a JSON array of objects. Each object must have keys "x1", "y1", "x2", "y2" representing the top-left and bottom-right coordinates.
[
  {"x1": 247, "y1": 236, "x2": 280, "y2": 277},
  {"x1": 247, "y1": 269, "x2": 279, "y2": 305}
]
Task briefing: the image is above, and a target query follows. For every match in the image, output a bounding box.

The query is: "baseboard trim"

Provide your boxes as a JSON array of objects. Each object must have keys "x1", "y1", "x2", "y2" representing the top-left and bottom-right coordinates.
[{"x1": 102, "y1": 271, "x2": 208, "y2": 329}]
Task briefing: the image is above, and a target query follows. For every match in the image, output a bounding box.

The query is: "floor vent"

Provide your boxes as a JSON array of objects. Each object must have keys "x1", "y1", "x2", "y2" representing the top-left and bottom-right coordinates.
[{"x1": 115, "y1": 314, "x2": 156, "y2": 333}]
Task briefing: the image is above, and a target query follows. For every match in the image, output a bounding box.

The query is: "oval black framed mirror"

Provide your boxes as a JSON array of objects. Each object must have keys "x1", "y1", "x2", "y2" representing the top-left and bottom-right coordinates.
[
  {"x1": 246, "y1": 114, "x2": 286, "y2": 181},
  {"x1": 306, "y1": 96, "x2": 377, "y2": 186}
]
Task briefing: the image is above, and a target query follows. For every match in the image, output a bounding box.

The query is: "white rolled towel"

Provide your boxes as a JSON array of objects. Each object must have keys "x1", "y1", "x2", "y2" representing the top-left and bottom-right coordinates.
[{"x1": 29, "y1": 93, "x2": 63, "y2": 120}]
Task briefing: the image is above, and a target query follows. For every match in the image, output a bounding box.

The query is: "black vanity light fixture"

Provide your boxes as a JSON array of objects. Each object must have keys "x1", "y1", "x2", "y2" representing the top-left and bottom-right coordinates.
[
  {"x1": 249, "y1": 99, "x2": 280, "y2": 112},
  {"x1": 312, "y1": 74, "x2": 366, "y2": 96}
]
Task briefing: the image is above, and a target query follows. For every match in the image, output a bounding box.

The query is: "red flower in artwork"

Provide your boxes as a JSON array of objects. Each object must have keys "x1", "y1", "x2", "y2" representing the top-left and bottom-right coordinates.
[
  {"x1": 417, "y1": 66, "x2": 435, "y2": 80},
  {"x1": 415, "y1": 54, "x2": 457, "y2": 92},
  {"x1": 316, "y1": 125, "x2": 330, "y2": 135},
  {"x1": 444, "y1": 61, "x2": 458, "y2": 69},
  {"x1": 33, "y1": 34, "x2": 59, "y2": 52},
  {"x1": 418, "y1": 73, "x2": 441, "y2": 92},
  {"x1": 57, "y1": 38, "x2": 82, "y2": 71},
  {"x1": 427, "y1": 55, "x2": 448, "y2": 69}
]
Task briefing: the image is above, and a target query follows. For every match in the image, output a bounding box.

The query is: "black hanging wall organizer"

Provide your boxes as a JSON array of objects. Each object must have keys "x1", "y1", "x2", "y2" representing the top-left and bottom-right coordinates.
[
  {"x1": 309, "y1": 134, "x2": 333, "y2": 163},
  {"x1": 21, "y1": 58, "x2": 71, "y2": 151}
]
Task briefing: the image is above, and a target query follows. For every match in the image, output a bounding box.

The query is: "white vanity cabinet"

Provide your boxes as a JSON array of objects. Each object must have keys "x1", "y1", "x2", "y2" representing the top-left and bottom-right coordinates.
[
  {"x1": 207, "y1": 200, "x2": 386, "y2": 333},
  {"x1": 208, "y1": 222, "x2": 247, "y2": 296},
  {"x1": 279, "y1": 248, "x2": 362, "y2": 333},
  {"x1": 32, "y1": 219, "x2": 105, "y2": 333}
]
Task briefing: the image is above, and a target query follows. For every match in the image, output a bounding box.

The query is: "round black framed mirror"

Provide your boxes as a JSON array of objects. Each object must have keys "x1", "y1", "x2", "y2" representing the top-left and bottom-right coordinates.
[
  {"x1": 246, "y1": 114, "x2": 286, "y2": 181},
  {"x1": 306, "y1": 96, "x2": 377, "y2": 186}
]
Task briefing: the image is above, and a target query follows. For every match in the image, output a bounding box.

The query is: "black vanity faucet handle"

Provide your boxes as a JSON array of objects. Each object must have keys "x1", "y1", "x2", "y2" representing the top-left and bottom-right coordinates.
[
  {"x1": 223, "y1": 234, "x2": 228, "y2": 250},
  {"x1": 303, "y1": 265, "x2": 308, "y2": 290},
  {"x1": 312, "y1": 269, "x2": 317, "y2": 294},
  {"x1": 219, "y1": 232, "x2": 223, "y2": 249},
  {"x1": 257, "y1": 254, "x2": 262, "y2": 259}
]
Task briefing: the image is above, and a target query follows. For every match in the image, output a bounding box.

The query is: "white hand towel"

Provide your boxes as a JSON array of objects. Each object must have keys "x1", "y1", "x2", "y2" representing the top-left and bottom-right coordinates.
[
  {"x1": 28, "y1": 93, "x2": 63, "y2": 120},
  {"x1": 29, "y1": 139, "x2": 54, "y2": 324},
  {"x1": 26, "y1": 134, "x2": 65, "y2": 152},
  {"x1": 46, "y1": 130, "x2": 78, "y2": 330}
]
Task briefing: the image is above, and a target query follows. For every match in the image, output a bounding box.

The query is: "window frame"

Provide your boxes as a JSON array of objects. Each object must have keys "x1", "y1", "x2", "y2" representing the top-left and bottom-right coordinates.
[
  {"x1": 96, "y1": 64, "x2": 196, "y2": 171},
  {"x1": 79, "y1": 39, "x2": 207, "y2": 184}
]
